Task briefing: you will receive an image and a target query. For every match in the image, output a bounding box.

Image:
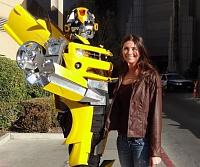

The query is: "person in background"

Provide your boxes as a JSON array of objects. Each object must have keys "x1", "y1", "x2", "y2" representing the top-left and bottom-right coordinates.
[
  {"x1": 193, "y1": 80, "x2": 199, "y2": 98},
  {"x1": 105, "y1": 34, "x2": 162, "y2": 167}
]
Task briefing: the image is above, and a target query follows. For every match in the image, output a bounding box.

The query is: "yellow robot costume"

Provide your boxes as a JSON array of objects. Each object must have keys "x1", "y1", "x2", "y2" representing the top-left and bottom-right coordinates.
[{"x1": 4, "y1": 1, "x2": 114, "y2": 167}]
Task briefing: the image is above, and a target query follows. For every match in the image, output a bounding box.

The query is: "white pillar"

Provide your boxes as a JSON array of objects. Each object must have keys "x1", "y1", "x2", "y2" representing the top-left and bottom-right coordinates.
[
  {"x1": 51, "y1": 0, "x2": 58, "y2": 9},
  {"x1": 58, "y1": 0, "x2": 63, "y2": 30},
  {"x1": 51, "y1": 0, "x2": 63, "y2": 30}
]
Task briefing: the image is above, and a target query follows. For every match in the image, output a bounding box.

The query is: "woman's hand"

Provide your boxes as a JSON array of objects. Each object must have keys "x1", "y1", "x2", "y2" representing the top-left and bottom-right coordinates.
[{"x1": 150, "y1": 156, "x2": 162, "y2": 167}]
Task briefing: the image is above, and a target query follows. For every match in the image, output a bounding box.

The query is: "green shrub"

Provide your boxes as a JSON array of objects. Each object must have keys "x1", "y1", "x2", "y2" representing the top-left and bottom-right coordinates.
[
  {"x1": 0, "y1": 57, "x2": 50, "y2": 102},
  {"x1": 0, "y1": 57, "x2": 28, "y2": 102},
  {"x1": 0, "y1": 102, "x2": 20, "y2": 130},
  {"x1": 0, "y1": 96, "x2": 58, "y2": 132},
  {"x1": 0, "y1": 57, "x2": 53, "y2": 130},
  {"x1": 26, "y1": 84, "x2": 51, "y2": 98},
  {"x1": 11, "y1": 96, "x2": 56, "y2": 132}
]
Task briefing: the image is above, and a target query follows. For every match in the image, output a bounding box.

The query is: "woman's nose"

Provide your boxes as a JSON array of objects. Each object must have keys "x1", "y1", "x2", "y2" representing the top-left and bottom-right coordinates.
[{"x1": 128, "y1": 48, "x2": 133, "y2": 54}]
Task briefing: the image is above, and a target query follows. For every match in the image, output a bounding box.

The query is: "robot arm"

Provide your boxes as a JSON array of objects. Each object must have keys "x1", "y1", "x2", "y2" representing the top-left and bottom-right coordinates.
[{"x1": 14, "y1": 38, "x2": 112, "y2": 104}]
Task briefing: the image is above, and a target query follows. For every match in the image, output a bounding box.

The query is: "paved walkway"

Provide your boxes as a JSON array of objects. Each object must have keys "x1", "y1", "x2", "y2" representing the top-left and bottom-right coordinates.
[{"x1": 0, "y1": 131, "x2": 167, "y2": 167}]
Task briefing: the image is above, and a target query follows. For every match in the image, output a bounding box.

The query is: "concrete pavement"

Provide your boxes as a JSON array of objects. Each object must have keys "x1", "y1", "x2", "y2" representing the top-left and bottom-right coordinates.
[
  {"x1": 0, "y1": 131, "x2": 167, "y2": 167},
  {"x1": 0, "y1": 93, "x2": 180, "y2": 167}
]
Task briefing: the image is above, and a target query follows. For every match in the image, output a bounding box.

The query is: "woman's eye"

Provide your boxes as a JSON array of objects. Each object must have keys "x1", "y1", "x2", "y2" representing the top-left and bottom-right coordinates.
[
  {"x1": 132, "y1": 47, "x2": 138, "y2": 51},
  {"x1": 123, "y1": 47, "x2": 128, "y2": 51}
]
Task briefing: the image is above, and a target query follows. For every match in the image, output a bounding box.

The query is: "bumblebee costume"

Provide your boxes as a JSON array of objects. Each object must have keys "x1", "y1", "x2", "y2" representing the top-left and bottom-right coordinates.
[{"x1": 4, "y1": 2, "x2": 114, "y2": 167}]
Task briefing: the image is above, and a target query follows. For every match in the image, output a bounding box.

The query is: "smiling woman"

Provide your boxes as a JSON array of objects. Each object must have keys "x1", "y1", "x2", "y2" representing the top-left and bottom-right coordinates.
[
  {"x1": 122, "y1": 40, "x2": 140, "y2": 66},
  {"x1": 105, "y1": 34, "x2": 162, "y2": 167}
]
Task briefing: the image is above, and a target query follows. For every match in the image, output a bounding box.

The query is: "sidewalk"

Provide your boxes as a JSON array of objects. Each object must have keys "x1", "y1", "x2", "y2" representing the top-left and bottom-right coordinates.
[{"x1": 0, "y1": 132, "x2": 166, "y2": 167}]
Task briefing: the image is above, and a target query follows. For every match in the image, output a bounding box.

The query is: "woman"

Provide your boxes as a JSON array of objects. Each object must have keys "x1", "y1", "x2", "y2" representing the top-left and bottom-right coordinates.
[{"x1": 105, "y1": 34, "x2": 162, "y2": 167}]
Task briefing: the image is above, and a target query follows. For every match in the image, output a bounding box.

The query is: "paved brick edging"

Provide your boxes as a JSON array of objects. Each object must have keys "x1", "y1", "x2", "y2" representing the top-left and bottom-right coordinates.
[{"x1": 161, "y1": 147, "x2": 175, "y2": 167}]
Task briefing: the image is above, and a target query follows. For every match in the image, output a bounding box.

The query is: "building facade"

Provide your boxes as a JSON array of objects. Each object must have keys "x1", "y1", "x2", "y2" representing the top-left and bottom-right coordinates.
[
  {"x1": 117, "y1": 0, "x2": 172, "y2": 72},
  {"x1": 117, "y1": 0, "x2": 197, "y2": 75}
]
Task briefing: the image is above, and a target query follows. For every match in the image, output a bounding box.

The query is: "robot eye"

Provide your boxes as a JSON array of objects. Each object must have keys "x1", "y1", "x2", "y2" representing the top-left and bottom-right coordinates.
[
  {"x1": 85, "y1": 20, "x2": 90, "y2": 24},
  {"x1": 86, "y1": 30, "x2": 92, "y2": 35}
]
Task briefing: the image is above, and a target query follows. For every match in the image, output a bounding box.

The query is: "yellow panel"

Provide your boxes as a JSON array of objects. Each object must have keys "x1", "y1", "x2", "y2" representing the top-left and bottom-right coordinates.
[
  {"x1": 43, "y1": 82, "x2": 83, "y2": 101},
  {"x1": 3, "y1": 4, "x2": 50, "y2": 46},
  {"x1": 62, "y1": 101, "x2": 94, "y2": 166},
  {"x1": 75, "y1": 34, "x2": 90, "y2": 44},
  {"x1": 54, "y1": 63, "x2": 87, "y2": 88},
  {"x1": 63, "y1": 42, "x2": 113, "y2": 81},
  {"x1": 81, "y1": 56, "x2": 112, "y2": 71},
  {"x1": 64, "y1": 105, "x2": 93, "y2": 143},
  {"x1": 69, "y1": 141, "x2": 91, "y2": 166},
  {"x1": 69, "y1": 42, "x2": 113, "y2": 56},
  {"x1": 83, "y1": 72, "x2": 112, "y2": 81}
]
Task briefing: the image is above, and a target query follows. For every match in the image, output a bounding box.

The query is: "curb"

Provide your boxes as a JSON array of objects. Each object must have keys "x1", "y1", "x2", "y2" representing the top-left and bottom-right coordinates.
[
  {"x1": 0, "y1": 132, "x2": 64, "y2": 145},
  {"x1": 0, "y1": 133, "x2": 10, "y2": 146}
]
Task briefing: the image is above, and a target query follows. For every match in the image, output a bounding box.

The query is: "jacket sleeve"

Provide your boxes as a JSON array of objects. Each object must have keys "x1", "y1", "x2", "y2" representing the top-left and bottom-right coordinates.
[{"x1": 149, "y1": 72, "x2": 162, "y2": 157}]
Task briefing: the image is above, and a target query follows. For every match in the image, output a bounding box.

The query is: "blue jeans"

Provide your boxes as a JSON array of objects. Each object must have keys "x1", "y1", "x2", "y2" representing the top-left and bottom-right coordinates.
[{"x1": 117, "y1": 134, "x2": 149, "y2": 167}]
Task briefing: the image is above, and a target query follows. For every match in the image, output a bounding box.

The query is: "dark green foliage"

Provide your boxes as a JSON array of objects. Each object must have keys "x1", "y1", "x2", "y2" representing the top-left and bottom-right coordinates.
[
  {"x1": 0, "y1": 57, "x2": 50, "y2": 102},
  {"x1": 0, "y1": 102, "x2": 20, "y2": 129},
  {"x1": 26, "y1": 84, "x2": 51, "y2": 98},
  {"x1": 0, "y1": 57, "x2": 28, "y2": 102}
]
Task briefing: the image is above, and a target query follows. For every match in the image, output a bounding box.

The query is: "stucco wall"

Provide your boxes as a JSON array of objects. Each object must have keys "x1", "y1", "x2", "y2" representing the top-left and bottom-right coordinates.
[{"x1": 0, "y1": 0, "x2": 24, "y2": 60}]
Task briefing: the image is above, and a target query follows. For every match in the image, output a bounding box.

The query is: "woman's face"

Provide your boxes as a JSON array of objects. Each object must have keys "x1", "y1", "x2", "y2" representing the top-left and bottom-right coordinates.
[{"x1": 122, "y1": 40, "x2": 140, "y2": 66}]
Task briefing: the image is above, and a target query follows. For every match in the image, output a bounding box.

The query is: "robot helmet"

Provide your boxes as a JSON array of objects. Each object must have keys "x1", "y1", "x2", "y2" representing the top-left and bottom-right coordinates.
[{"x1": 64, "y1": 7, "x2": 98, "y2": 39}]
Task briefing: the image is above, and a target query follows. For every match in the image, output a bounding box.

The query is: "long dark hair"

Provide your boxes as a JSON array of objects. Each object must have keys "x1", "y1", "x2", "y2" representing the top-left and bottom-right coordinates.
[{"x1": 119, "y1": 34, "x2": 155, "y2": 76}]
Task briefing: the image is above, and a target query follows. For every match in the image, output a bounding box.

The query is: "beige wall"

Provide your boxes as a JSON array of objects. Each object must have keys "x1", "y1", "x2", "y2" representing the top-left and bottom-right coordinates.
[
  {"x1": 0, "y1": 0, "x2": 24, "y2": 18},
  {"x1": 0, "y1": 0, "x2": 24, "y2": 60},
  {"x1": 0, "y1": 32, "x2": 18, "y2": 60}
]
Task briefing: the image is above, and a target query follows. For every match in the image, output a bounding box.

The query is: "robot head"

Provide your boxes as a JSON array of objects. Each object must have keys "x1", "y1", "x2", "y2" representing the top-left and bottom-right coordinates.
[{"x1": 64, "y1": 7, "x2": 98, "y2": 39}]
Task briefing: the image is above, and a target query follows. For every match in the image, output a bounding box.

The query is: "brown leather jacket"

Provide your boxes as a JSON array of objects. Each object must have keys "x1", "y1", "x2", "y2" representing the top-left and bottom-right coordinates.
[{"x1": 106, "y1": 70, "x2": 162, "y2": 157}]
